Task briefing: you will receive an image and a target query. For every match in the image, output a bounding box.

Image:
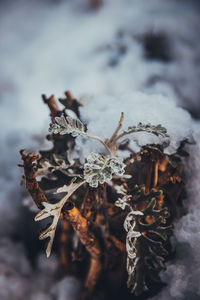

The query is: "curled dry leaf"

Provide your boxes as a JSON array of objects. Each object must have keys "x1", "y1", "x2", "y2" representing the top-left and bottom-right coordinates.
[{"x1": 124, "y1": 210, "x2": 143, "y2": 286}]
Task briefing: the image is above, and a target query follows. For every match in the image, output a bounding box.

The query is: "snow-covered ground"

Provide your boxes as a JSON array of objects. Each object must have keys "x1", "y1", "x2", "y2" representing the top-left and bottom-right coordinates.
[{"x1": 0, "y1": 0, "x2": 200, "y2": 299}]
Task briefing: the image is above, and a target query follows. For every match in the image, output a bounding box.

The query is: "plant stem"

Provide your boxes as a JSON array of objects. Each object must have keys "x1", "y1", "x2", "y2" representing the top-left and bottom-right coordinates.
[
  {"x1": 86, "y1": 112, "x2": 126, "y2": 156},
  {"x1": 19, "y1": 150, "x2": 48, "y2": 209},
  {"x1": 115, "y1": 129, "x2": 144, "y2": 142},
  {"x1": 86, "y1": 134, "x2": 113, "y2": 154},
  {"x1": 109, "y1": 112, "x2": 124, "y2": 144}
]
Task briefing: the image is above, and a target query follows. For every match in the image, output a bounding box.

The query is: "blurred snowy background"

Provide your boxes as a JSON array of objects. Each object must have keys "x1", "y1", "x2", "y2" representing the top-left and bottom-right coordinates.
[{"x1": 0, "y1": 0, "x2": 200, "y2": 299}]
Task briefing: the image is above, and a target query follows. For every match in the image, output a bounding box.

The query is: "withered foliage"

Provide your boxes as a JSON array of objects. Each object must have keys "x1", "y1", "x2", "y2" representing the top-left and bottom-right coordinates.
[{"x1": 19, "y1": 92, "x2": 187, "y2": 300}]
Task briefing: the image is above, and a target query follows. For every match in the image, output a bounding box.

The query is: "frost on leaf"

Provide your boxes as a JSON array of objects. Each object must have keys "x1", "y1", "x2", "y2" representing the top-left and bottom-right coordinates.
[
  {"x1": 115, "y1": 195, "x2": 132, "y2": 210},
  {"x1": 114, "y1": 184, "x2": 173, "y2": 295},
  {"x1": 35, "y1": 201, "x2": 61, "y2": 258},
  {"x1": 84, "y1": 153, "x2": 126, "y2": 188},
  {"x1": 121, "y1": 122, "x2": 169, "y2": 139},
  {"x1": 36, "y1": 155, "x2": 69, "y2": 178},
  {"x1": 121, "y1": 188, "x2": 172, "y2": 295},
  {"x1": 34, "y1": 179, "x2": 84, "y2": 257},
  {"x1": 124, "y1": 210, "x2": 143, "y2": 262},
  {"x1": 49, "y1": 115, "x2": 88, "y2": 137}
]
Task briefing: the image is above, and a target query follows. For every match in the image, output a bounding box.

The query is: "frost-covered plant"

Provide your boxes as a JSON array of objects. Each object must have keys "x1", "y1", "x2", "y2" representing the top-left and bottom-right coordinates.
[
  {"x1": 115, "y1": 186, "x2": 172, "y2": 294},
  {"x1": 19, "y1": 92, "x2": 185, "y2": 300},
  {"x1": 35, "y1": 180, "x2": 85, "y2": 257},
  {"x1": 36, "y1": 111, "x2": 168, "y2": 257},
  {"x1": 84, "y1": 153, "x2": 126, "y2": 187},
  {"x1": 49, "y1": 115, "x2": 88, "y2": 137},
  {"x1": 49, "y1": 112, "x2": 169, "y2": 156}
]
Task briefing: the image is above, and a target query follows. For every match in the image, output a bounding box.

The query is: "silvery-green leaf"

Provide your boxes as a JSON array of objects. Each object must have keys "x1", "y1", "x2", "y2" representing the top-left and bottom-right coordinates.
[
  {"x1": 121, "y1": 209, "x2": 143, "y2": 288},
  {"x1": 49, "y1": 115, "x2": 88, "y2": 137},
  {"x1": 121, "y1": 122, "x2": 169, "y2": 139},
  {"x1": 115, "y1": 195, "x2": 132, "y2": 210},
  {"x1": 114, "y1": 184, "x2": 127, "y2": 195},
  {"x1": 84, "y1": 153, "x2": 126, "y2": 188},
  {"x1": 126, "y1": 237, "x2": 137, "y2": 260},
  {"x1": 124, "y1": 210, "x2": 143, "y2": 232},
  {"x1": 34, "y1": 179, "x2": 84, "y2": 257}
]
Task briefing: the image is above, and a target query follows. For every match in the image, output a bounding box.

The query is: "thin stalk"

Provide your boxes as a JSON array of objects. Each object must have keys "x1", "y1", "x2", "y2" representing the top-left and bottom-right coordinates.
[
  {"x1": 86, "y1": 134, "x2": 113, "y2": 155},
  {"x1": 153, "y1": 161, "x2": 159, "y2": 188},
  {"x1": 109, "y1": 112, "x2": 124, "y2": 144},
  {"x1": 86, "y1": 112, "x2": 125, "y2": 156},
  {"x1": 115, "y1": 129, "x2": 144, "y2": 143}
]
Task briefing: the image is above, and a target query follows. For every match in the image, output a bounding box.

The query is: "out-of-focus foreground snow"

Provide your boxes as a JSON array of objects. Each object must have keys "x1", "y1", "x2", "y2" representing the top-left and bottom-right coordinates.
[{"x1": 0, "y1": 0, "x2": 200, "y2": 299}]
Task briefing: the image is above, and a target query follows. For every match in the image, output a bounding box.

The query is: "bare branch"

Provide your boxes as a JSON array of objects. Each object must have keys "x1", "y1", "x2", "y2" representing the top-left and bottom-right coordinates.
[
  {"x1": 19, "y1": 150, "x2": 48, "y2": 209},
  {"x1": 109, "y1": 112, "x2": 124, "y2": 144},
  {"x1": 42, "y1": 94, "x2": 60, "y2": 119},
  {"x1": 63, "y1": 204, "x2": 102, "y2": 299}
]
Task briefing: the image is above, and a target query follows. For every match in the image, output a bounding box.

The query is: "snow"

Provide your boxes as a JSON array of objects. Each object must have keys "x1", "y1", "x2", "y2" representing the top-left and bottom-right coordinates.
[
  {"x1": 78, "y1": 91, "x2": 192, "y2": 158},
  {"x1": 0, "y1": 0, "x2": 200, "y2": 299},
  {"x1": 0, "y1": 238, "x2": 80, "y2": 300}
]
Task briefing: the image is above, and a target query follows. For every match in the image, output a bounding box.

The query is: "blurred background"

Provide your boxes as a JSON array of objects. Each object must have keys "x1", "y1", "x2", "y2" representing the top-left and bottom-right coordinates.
[{"x1": 0, "y1": 0, "x2": 200, "y2": 299}]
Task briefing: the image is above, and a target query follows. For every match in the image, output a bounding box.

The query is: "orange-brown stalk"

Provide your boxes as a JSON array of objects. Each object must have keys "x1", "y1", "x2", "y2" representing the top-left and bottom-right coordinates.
[
  {"x1": 19, "y1": 150, "x2": 48, "y2": 209},
  {"x1": 42, "y1": 94, "x2": 61, "y2": 118},
  {"x1": 63, "y1": 205, "x2": 102, "y2": 300}
]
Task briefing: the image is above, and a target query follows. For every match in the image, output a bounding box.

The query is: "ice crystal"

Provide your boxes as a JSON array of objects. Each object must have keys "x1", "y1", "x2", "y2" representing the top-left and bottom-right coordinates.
[
  {"x1": 84, "y1": 153, "x2": 126, "y2": 188},
  {"x1": 49, "y1": 115, "x2": 88, "y2": 137}
]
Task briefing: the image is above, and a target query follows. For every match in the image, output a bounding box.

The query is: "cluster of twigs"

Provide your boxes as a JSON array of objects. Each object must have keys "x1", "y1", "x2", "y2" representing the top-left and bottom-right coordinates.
[{"x1": 19, "y1": 91, "x2": 186, "y2": 300}]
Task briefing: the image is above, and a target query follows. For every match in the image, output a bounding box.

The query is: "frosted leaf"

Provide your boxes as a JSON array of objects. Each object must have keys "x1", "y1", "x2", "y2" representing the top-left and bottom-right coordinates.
[
  {"x1": 35, "y1": 201, "x2": 61, "y2": 258},
  {"x1": 107, "y1": 157, "x2": 126, "y2": 176},
  {"x1": 115, "y1": 195, "x2": 132, "y2": 210},
  {"x1": 54, "y1": 177, "x2": 77, "y2": 194},
  {"x1": 127, "y1": 257, "x2": 139, "y2": 276},
  {"x1": 126, "y1": 228, "x2": 141, "y2": 260},
  {"x1": 36, "y1": 156, "x2": 69, "y2": 177},
  {"x1": 34, "y1": 179, "x2": 84, "y2": 257},
  {"x1": 127, "y1": 229, "x2": 142, "y2": 240},
  {"x1": 126, "y1": 236, "x2": 137, "y2": 260},
  {"x1": 122, "y1": 122, "x2": 169, "y2": 139},
  {"x1": 49, "y1": 115, "x2": 88, "y2": 137},
  {"x1": 124, "y1": 210, "x2": 143, "y2": 232},
  {"x1": 119, "y1": 209, "x2": 143, "y2": 287},
  {"x1": 114, "y1": 184, "x2": 127, "y2": 195},
  {"x1": 84, "y1": 153, "x2": 126, "y2": 188}
]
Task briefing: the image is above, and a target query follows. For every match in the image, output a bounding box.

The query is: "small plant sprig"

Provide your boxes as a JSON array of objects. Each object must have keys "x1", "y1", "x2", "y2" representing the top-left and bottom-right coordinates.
[
  {"x1": 19, "y1": 92, "x2": 184, "y2": 300},
  {"x1": 49, "y1": 112, "x2": 169, "y2": 156},
  {"x1": 36, "y1": 112, "x2": 167, "y2": 257}
]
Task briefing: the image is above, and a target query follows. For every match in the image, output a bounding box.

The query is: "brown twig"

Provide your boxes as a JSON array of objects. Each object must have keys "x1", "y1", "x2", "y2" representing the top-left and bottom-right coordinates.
[
  {"x1": 65, "y1": 90, "x2": 74, "y2": 101},
  {"x1": 95, "y1": 183, "x2": 109, "y2": 234},
  {"x1": 90, "y1": 0, "x2": 102, "y2": 10},
  {"x1": 63, "y1": 204, "x2": 102, "y2": 300},
  {"x1": 107, "y1": 235, "x2": 126, "y2": 252},
  {"x1": 81, "y1": 188, "x2": 96, "y2": 221},
  {"x1": 42, "y1": 94, "x2": 61, "y2": 118},
  {"x1": 19, "y1": 151, "x2": 103, "y2": 297},
  {"x1": 58, "y1": 90, "x2": 82, "y2": 118},
  {"x1": 145, "y1": 162, "x2": 153, "y2": 193},
  {"x1": 18, "y1": 150, "x2": 48, "y2": 209},
  {"x1": 153, "y1": 161, "x2": 159, "y2": 187},
  {"x1": 60, "y1": 217, "x2": 72, "y2": 274}
]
